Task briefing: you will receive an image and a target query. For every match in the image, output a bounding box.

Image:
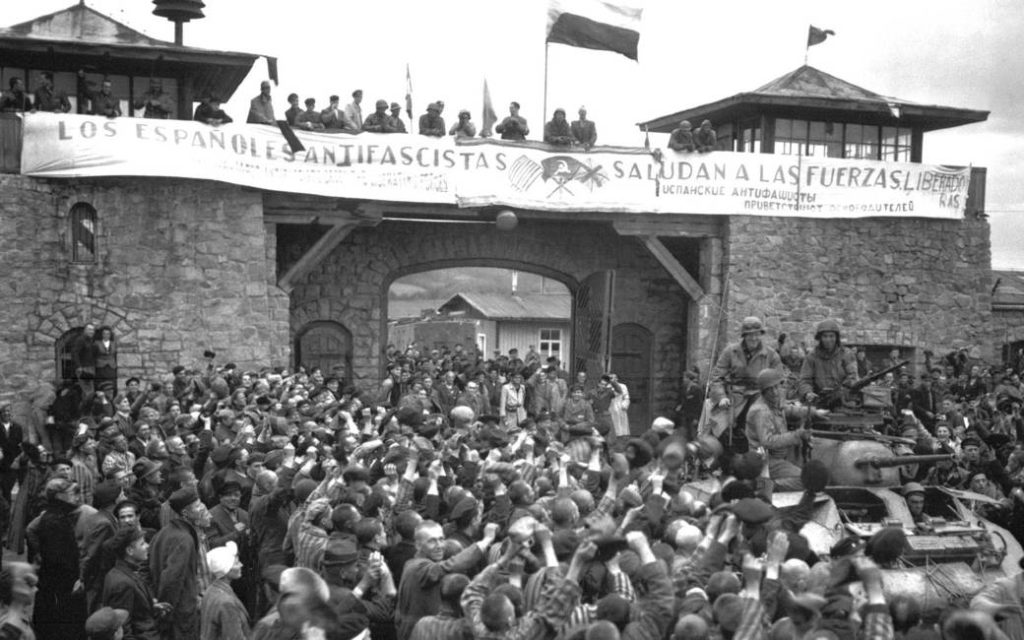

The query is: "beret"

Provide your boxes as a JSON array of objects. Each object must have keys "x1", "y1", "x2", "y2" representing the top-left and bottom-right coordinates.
[
  {"x1": 169, "y1": 486, "x2": 200, "y2": 513},
  {"x1": 592, "y1": 535, "x2": 629, "y2": 562},
  {"x1": 829, "y1": 535, "x2": 865, "y2": 559},
  {"x1": 866, "y1": 527, "x2": 907, "y2": 565},
  {"x1": 731, "y1": 451, "x2": 765, "y2": 481},
  {"x1": 449, "y1": 496, "x2": 479, "y2": 521},
  {"x1": 93, "y1": 481, "x2": 123, "y2": 509},
  {"x1": 729, "y1": 497, "x2": 774, "y2": 524},
  {"x1": 801, "y1": 459, "x2": 831, "y2": 493}
]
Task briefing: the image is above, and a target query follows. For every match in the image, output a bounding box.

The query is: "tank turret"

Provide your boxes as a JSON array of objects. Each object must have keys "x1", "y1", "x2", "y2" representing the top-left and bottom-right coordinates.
[{"x1": 811, "y1": 437, "x2": 951, "y2": 486}]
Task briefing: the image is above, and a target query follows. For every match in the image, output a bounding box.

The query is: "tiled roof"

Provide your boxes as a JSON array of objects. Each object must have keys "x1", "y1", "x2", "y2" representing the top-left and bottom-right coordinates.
[
  {"x1": 993, "y1": 270, "x2": 1024, "y2": 309},
  {"x1": 438, "y1": 292, "x2": 571, "y2": 320}
]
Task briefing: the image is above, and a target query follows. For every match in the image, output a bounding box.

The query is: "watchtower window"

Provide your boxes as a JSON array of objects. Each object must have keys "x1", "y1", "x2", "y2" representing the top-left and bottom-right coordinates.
[{"x1": 70, "y1": 202, "x2": 97, "y2": 263}]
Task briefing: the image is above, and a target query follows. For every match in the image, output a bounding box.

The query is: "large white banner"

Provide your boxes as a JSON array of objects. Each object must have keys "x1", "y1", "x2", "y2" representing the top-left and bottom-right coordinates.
[{"x1": 20, "y1": 113, "x2": 970, "y2": 219}]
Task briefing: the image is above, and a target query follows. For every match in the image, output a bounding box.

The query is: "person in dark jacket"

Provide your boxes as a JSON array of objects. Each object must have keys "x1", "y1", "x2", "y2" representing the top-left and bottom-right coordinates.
[
  {"x1": 149, "y1": 486, "x2": 210, "y2": 640},
  {"x1": 102, "y1": 524, "x2": 166, "y2": 640},
  {"x1": 31, "y1": 477, "x2": 87, "y2": 640},
  {"x1": 79, "y1": 481, "x2": 125, "y2": 613}
]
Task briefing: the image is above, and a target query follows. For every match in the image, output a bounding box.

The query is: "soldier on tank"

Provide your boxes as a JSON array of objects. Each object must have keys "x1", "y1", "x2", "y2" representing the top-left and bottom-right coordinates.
[
  {"x1": 705, "y1": 317, "x2": 781, "y2": 446},
  {"x1": 797, "y1": 319, "x2": 858, "y2": 408},
  {"x1": 745, "y1": 369, "x2": 812, "y2": 492}
]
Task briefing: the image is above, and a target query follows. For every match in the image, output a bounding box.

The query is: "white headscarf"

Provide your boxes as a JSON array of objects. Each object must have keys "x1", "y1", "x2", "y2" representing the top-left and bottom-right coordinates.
[{"x1": 206, "y1": 541, "x2": 237, "y2": 579}]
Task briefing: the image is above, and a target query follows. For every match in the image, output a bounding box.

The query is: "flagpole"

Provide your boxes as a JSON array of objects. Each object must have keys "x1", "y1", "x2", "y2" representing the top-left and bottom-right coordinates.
[{"x1": 543, "y1": 42, "x2": 550, "y2": 125}]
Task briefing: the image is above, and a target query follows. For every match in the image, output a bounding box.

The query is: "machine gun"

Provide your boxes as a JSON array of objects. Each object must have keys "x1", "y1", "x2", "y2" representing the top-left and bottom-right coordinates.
[{"x1": 817, "y1": 360, "x2": 910, "y2": 410}]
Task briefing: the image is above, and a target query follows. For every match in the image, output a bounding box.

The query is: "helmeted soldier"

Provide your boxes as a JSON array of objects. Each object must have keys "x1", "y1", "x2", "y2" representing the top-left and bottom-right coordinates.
[
  {"x1": 797, "y1": 319, "x2": 858, "y2": 407},
  {"x1": 706, "y1": 317, "x2": 782, "y2": 440},
  {"x1": 745, "y1": 368, "x2": 811, "y2": 492}
]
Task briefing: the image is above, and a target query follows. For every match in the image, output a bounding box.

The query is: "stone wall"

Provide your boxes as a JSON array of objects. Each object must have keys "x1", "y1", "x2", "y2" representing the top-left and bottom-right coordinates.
[
  {"x1": 721, "y1": 215, "x2": 993, "y2": 366},
  {"x1": 286, "y1": 219, "x2": 690, "y2": 419},
  {"x1": 0, "y1": 175, "x2": 288, "y2": 425}
]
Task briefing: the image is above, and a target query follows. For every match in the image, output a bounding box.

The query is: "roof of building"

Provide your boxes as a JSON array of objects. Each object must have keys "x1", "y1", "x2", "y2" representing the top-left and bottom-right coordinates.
[
  {"x1": 993, "y1": 270, "x2": 1024, "y2": 310},
  {"x1": 389, "y1": 298, "x2": 446, "y2": 321},
  {"x1": 0, "y1": 4, "x2": 270, "y2": 102},
  {"x1": 438, "y1": 292, "x2": 572, "y2": 321},
  {"x1": 638, "y1": 65, "x2": 989, "y2": 134}
]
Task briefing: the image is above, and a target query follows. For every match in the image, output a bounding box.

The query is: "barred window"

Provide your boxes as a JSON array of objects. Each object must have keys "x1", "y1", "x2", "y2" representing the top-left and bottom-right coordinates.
[{"x1": 70, "y1": 202, "x2": 97, "y2": 263}]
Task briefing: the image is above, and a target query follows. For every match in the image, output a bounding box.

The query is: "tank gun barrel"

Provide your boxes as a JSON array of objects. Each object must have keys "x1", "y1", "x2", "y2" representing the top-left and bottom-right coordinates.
[{"x1": 854, "y1": 454, "x2": 951, "y2": 469}]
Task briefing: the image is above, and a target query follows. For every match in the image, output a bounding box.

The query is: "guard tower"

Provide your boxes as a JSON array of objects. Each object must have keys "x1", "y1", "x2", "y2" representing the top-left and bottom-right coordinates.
[
  {"x1": 639, "y1": 65, "x2": 988, "y2": 164},
  {"x1": 0, "y1": 3, "x2": 271, "y2": 120}
]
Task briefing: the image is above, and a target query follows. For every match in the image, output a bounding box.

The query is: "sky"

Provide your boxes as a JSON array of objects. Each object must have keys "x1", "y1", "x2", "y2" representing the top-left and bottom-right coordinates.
[{"x1": 5, "y1": 0, "x2": 1024, "y2": 267}]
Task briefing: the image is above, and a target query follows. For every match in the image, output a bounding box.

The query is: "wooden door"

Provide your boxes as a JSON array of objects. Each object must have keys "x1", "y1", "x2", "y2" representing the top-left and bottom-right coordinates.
[
  {"x1": 611, "y1": 323, "x2": 653, "y2": 435},
  {"x1": 295, "y1": 321, "x2": 353, "y2": 383},
  {"x1": 573, "y1": 271, "x2": 614, "y2": 382}
]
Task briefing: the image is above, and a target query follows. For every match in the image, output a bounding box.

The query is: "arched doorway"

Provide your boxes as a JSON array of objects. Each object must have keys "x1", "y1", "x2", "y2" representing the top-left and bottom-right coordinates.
[
  {"x1": 55, "y1": 327, "x2": 84, "y2": 385},
  {"x1": 611, "y1": 323, "x2": 653, "y2": 434},
  {"x1": 294, "y1": 321, "x2": 354, "y2": 384}
]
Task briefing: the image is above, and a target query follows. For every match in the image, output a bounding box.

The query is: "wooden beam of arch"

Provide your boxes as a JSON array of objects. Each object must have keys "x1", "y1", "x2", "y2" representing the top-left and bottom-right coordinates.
[
  {"x1": 277, "y1": 221, "x2": 358, "y2": 294},
  {"x1": 640, "y1": 235, "x2": 705, "y2": 302}
]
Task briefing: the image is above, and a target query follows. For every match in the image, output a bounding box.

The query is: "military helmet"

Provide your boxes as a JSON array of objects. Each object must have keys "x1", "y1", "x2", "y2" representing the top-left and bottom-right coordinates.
[
  {"x1": 814, "y1": 319, "x2": 841, "y2": 340},
  {"x1": 740, "y1": 316, "x2": 766, "y2": 336},
  {"x1": 756, "y1": 368, "x2": 785, "y2": 391},
  {"x1": 902, "y1": 482, "x2": 925, "y2": 497}
]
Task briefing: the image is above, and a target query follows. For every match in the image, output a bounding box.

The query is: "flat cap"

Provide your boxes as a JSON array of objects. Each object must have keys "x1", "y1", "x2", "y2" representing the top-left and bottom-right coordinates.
[{"x1": 729, "y1": 497, "x2": 774, "y2": 524}]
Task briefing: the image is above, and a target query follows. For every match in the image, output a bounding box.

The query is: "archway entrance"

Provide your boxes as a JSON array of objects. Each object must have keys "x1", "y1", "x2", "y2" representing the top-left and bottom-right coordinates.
[
  {"x1": 611, "y1": 323, "x2": 653, "y2": 433},
  {"x1": 387, "y1": 266, "x2": 575, "y2": 367},
  {"x1": 282, "y1": 216, "x2": 694, "y2": 421}
]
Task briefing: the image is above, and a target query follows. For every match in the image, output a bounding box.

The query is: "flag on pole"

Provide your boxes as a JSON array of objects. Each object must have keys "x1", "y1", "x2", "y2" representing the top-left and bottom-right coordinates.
[
  {"x1": 807, "y1": 25, "x2": 835, "y2": 48},
  {"x1": 546, "y1": 0, "x2": 643, "y2": 61},
  {"x1": 405, "y1": 64, "x2": 413, "y2": 120},
  {"x1": 481, "y1": 79, "x2": 497, "y2": 138}
]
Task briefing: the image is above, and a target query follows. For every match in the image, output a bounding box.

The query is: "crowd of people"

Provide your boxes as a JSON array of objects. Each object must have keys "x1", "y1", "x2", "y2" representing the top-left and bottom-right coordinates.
[
  {"x1": 1, "y1": 315, "x2": 1024, "y2": 640},
  {"x1": 257, "y1": 82, "x2": 602, "y2": 146},
  {"x1": 0, "y1": 73, "x2": 614, "y2": 147}
]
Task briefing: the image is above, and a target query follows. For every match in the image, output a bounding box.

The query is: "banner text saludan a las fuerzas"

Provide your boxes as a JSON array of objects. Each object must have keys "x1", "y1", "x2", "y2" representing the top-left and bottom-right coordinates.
[{"x1": 20, "y1": 113, "x2": 970, "y2": 219}]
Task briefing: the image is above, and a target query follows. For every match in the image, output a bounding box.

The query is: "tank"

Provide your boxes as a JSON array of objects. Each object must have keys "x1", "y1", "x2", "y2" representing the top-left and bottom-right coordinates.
[
  {"x1": 808, "y1": 435, "x2": 949, "y2": 486},
  {"x1": 694, "y1": 385, "x2": 1023, "y2": 605},
  {"x1": 690, "y1": 427, "x2": 1022, "y2": 606}
]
